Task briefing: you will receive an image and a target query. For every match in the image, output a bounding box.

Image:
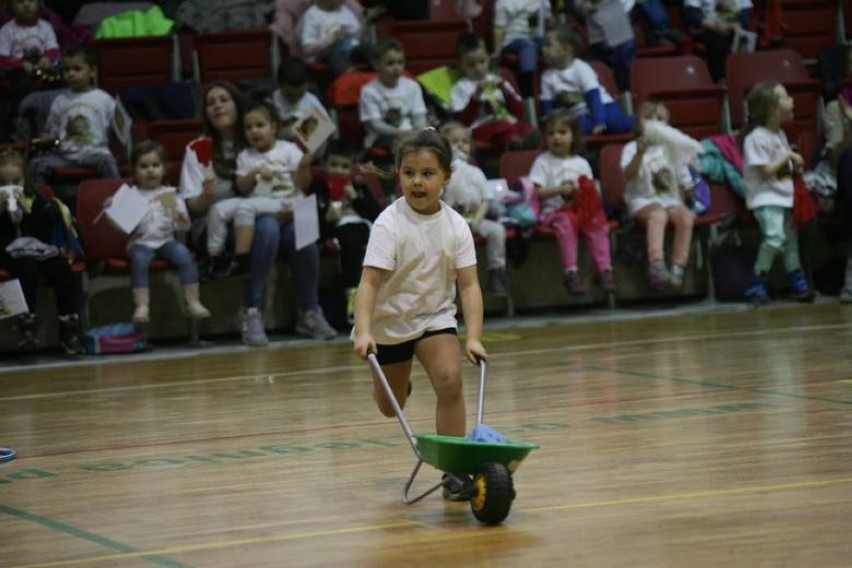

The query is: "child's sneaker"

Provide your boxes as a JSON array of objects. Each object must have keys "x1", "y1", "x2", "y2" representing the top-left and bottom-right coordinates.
[
  {"x1": 442, "y1": 473, "x2": 474, "y2": 502},
  {"x1": 488, "y1": 268, "x2": 508, "y2": 295},
  {"x1": 745, "y1": 274, "x2": 770, "y2": 305},
  {"x1": 597, "y1": 269, "x2": 617, "y2": 293},
  {"x1": 670, "y1": 264, "x2": 686, "y2": 289},
  {"x1": 296, "y1": 308, "x2": 337, "y2": 340},
  {"x1": 58, "y1": 313, "x2": 83, "y2": 355},
  {"x1": 648, "y1": 260, "x2": 671, "y2": 291},
  {"x1": 15, "y1": 313, "x2": 38, "y2": 348},
  {"x1": 239, "y1": 308, "x2": 269, "y2": 347},
  {"x1": 563, "y1": 270, "x2": 586, "y2": 295},
  {"x1": 787, "y1": 268, "x2": 815, "y2": 303}
]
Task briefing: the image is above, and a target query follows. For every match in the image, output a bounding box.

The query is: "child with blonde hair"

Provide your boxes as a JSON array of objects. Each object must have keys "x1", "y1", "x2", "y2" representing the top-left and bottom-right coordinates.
[
  {"x1": 740, "y1": 81, "x2": 814, "y2": 303},
  {"x1": 440, "y1": 121, "x2": 509, "y2": 295},
  {"x1": 621, "y1": 101, "x2": 697, "y2": 290}
]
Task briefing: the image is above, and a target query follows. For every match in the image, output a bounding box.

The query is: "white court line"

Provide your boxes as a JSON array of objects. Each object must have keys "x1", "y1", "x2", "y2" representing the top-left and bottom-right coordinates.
[{"x1": 0, "y1": 321, "x2": 849, "y2": 403}]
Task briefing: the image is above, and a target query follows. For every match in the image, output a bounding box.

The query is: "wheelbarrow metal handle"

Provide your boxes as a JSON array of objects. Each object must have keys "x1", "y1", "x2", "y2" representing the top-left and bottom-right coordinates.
[
  {"x1": 476, "y1": 358, "x2": 487, "y2": 429},
  {"x1": 367, "y1": 352, "x2": 421, "y2": 458}
]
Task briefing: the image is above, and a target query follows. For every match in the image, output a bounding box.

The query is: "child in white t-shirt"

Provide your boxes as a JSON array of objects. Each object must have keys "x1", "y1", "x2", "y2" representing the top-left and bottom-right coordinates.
[
  {"x1": 740, "y1": 81, "x2": 814, "y2": 304},
  {"x1": 529, "y1": 109, "x2": 615, "y2": 295},
  {"x1": 0, "y1": 0, "x2": 60, "y2": 141},
  {"x1": 352, "y1": 129, "x2": 486, "y2": 502},
  {"x1": 208, "y1": 100, "x2": 311, "y2": 278},
  {"x1": 540, "y1": 25, "x2": 633, "y2": 135},
  {"x1": 105, "y1": 141, "x2": 210, "y2": 324},
  {"x1": 29, "y1": 45, "x2": 119, "y2": 184},
  {"x1": 621, "y1": 101, "x2": 696, "y2": 290},
  {"x1": 492, "y1": 0, "x2": 552, "y2": 98},
  {"x1": 440, "y1": 121, "x2": 509, "y2": 295},
  {"x1": 298, "y1": 0, "x2": 363, "y2": 77},
  {"x1": 451, "y1": 33, "x2": 539, "y2": 152},
  {"x1": 269, "y1": 56, "x2": 331, "y2": 142},
  {"x1": 358, "y1": 38, "x2": 428, "y2": 154}
]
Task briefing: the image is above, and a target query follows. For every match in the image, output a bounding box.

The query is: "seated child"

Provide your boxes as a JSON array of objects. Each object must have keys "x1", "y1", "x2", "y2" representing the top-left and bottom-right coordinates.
[
  {"x1": 540, "y1": 25, "x2": 633, "y2": 136},
  {"x1": 451, "y1": 33, "x2": 539, "y2": 152},
  {"x1": 0, "y1": 0, "x2": 60, "y2": 141},
  {"x1": 683, "y1": 0, "x2": 753, "y2": 82},
  {"x1": 311, "y1": 139, "x2": 383, "y2": 323},
  {"x1": 208, "y1": 100, "x2": 311, "y2": 278},
  {"x1": 569, "y1": 0, "x2": 635, "y2": 92},
  {"x1": 621, "y1": 101, "x2": 696, "y2": 290},
  {"x1": 0, "y1": 149, "x2": 83, "y2": 354},
  {"x1": 299, "y1": 0, "x2": 367, "y2": 78},
  {"x1": 106, "y1": 141, "x2": 210, "y2": 324},
  {"x1": 440, "y1": 121, "x2": 509, "y2": 295},
  {"x1": 358, "y1": 38, "x2": 428, "y2": 156},
  {"x1": 529, "y1": 109, "x2": 615, "y2": 294},
  {"x1": 269, "y1": 57, "x2": 332, "y2": 142},
  {"x1": 492, "y1": 0, "x2": 552, "y2": 98},
  {"x1": 29, "y1": 44, "x2": 119, "y2": 185}
]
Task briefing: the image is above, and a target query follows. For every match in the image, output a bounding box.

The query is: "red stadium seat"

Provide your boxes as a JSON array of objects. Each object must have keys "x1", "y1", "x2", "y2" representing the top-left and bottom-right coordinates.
[
  {"x1": 193, "y1": 29, "x2": 273, "y2": 84},
  {"x1": 631, "y1": 55, "x2": 725, "y2": 139},
  {"x1": 726, "y1": 49, "x2": 821, "y2": 139},
  {"x1": 95, "y1": 35, "x2": 175, "y2": 97},
  {"x1": 779, "y1": 0, "x2": 837, "y2": 63}
]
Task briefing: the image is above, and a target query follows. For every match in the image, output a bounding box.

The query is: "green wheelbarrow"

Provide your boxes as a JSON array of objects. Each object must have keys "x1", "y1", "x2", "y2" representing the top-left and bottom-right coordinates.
[{"x1": 368, "y1": 353, "x2": 539, "y2": 525}]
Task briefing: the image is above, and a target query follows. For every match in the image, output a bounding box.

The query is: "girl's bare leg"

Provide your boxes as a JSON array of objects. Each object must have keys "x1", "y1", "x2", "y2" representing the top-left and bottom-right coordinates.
[
  {"x1": 415, "y1": 333, "x2": 465, "y2": 437},
  {"x1": 371, "y1": 359, "x2": 413, "y2": 417}
]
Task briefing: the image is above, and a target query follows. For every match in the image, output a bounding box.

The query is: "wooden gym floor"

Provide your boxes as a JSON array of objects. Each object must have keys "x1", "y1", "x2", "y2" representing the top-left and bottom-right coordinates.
[{"x1": 1, "y1": 301, "x2": 851, "y2": 567}]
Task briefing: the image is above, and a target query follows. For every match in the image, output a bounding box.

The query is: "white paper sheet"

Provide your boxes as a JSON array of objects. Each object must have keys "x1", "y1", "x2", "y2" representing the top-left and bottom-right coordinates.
[
  {"x1": 293, "y1": 193, "x2": 319, "y2": 251},
  {"x1": 105, "y1": 184, "x2": 149, "y2": 234},
  {"x1": 294, "y1": 106, "x2": 337, "y2": 155},
  {"x1": 0, "y1": 279, "x2": 28, "y2": 320}
]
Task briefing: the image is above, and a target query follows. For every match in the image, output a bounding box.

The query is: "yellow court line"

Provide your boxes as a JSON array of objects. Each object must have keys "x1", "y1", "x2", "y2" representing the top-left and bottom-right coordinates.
[
  {"x1": 528, "y1": 475, "x2": 852, "y2": 513},
  {"x1": 11, "y1": 476, "x2": 852, "y2": 568}
]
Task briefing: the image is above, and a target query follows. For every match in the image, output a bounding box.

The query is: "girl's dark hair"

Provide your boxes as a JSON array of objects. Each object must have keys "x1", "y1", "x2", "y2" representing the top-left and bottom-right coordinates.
[
  {"x1": 240, "y1": 99, "x2": 280, "y2": 145},
  {"x1": 455, "y1": 33, "x2": 485, "y2": 59},
  {"x1": 62, "y1": 43, "x2": 96, "y2": 67},
  {"x1": 131, "y1": 139, "x2": 167, "y2": 166},
  {"x1": 200, "y1": 81, "x2": 247, "y2": 181},
  {"x1": 7, "y1": 0, "x2": 44, "y2": 17},
  {"x1": 543, "y1": 109, "x2": 583, "y2": 155},
  {"x1": 277, "y1": 56, "x2": 308, "y2": 87},
  {"x1": 739, "y1": 81, "x2": 781, "y2": 149},
  {"x1": 396, "y1": 128, "x2": 453, "y2": 174}
]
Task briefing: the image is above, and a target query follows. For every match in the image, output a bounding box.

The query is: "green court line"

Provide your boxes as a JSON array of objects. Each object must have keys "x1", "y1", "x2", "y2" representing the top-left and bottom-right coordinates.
[
  {"x1": 0, "y1": 503, "x2": 191, "y2": 568},
  {"x1": 590, "y1": 366, "x2": 852, "y2": 406}
]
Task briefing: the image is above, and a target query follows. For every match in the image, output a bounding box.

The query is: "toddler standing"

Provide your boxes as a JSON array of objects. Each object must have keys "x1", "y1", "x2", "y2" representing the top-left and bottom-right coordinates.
[{"x1": 741, "y1": 81, "x2": 814, "y2": 303}]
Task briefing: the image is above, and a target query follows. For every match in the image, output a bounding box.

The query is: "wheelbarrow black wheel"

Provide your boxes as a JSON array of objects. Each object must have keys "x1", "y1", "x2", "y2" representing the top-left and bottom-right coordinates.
[{"x1": 470, "y1": 462, "x2": 514, "y2": 525}]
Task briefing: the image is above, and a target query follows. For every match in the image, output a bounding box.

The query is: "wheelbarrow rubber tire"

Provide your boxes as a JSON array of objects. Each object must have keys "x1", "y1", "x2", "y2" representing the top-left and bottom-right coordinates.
[{"x1": 470, "y1": 462, "x2": 514, "y2": 525}]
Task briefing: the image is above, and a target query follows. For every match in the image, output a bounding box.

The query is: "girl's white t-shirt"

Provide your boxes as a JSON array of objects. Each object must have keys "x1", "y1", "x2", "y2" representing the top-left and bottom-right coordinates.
[
  {"x1": 540, "y1": 58, "x2": 615, "y2": 116},
  {"x1": 127, "y1": 185, "x2": 190, "y2": 250},
  {"x1": 494, "y1": 0, "x2": 552, "y2": 45},
  {"x1": 743, "y1": 126, "x2": 794, "y2": 210},
  {"x1": 528, "y1": 151, "x2": 595, "y2": 214},
  {"x1": 359, "y1": 76, "x2": 427, "y2": 147},
  {"x1": 361, "y1": 198, "x2": 477, "y2": 345},
  {"x1": 620, "y1": 141, "x2": 688, "y2": 216},
  {"x1": 236, "y1": 139, "x2": 304, "y2": 199}
]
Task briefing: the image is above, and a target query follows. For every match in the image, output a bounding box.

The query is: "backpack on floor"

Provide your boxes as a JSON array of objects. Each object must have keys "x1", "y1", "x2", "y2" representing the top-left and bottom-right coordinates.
[{"x1": 83, "y1": 323, "x2": 148, "y2": 355}]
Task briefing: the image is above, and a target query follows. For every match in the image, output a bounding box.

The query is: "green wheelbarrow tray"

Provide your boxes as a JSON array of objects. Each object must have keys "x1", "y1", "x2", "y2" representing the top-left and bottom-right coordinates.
[{"x1": 415, "y1": 434, "x2": 539, "y2": 476}]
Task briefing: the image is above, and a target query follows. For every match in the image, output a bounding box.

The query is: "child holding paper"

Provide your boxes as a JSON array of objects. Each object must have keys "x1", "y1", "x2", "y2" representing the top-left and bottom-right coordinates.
[
  {"x1": 105, "y1": 140, "x2": 210, "y2": 324},
  {"x1": 207, "y1": 99, "x2": 312, "y2": 278}
]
